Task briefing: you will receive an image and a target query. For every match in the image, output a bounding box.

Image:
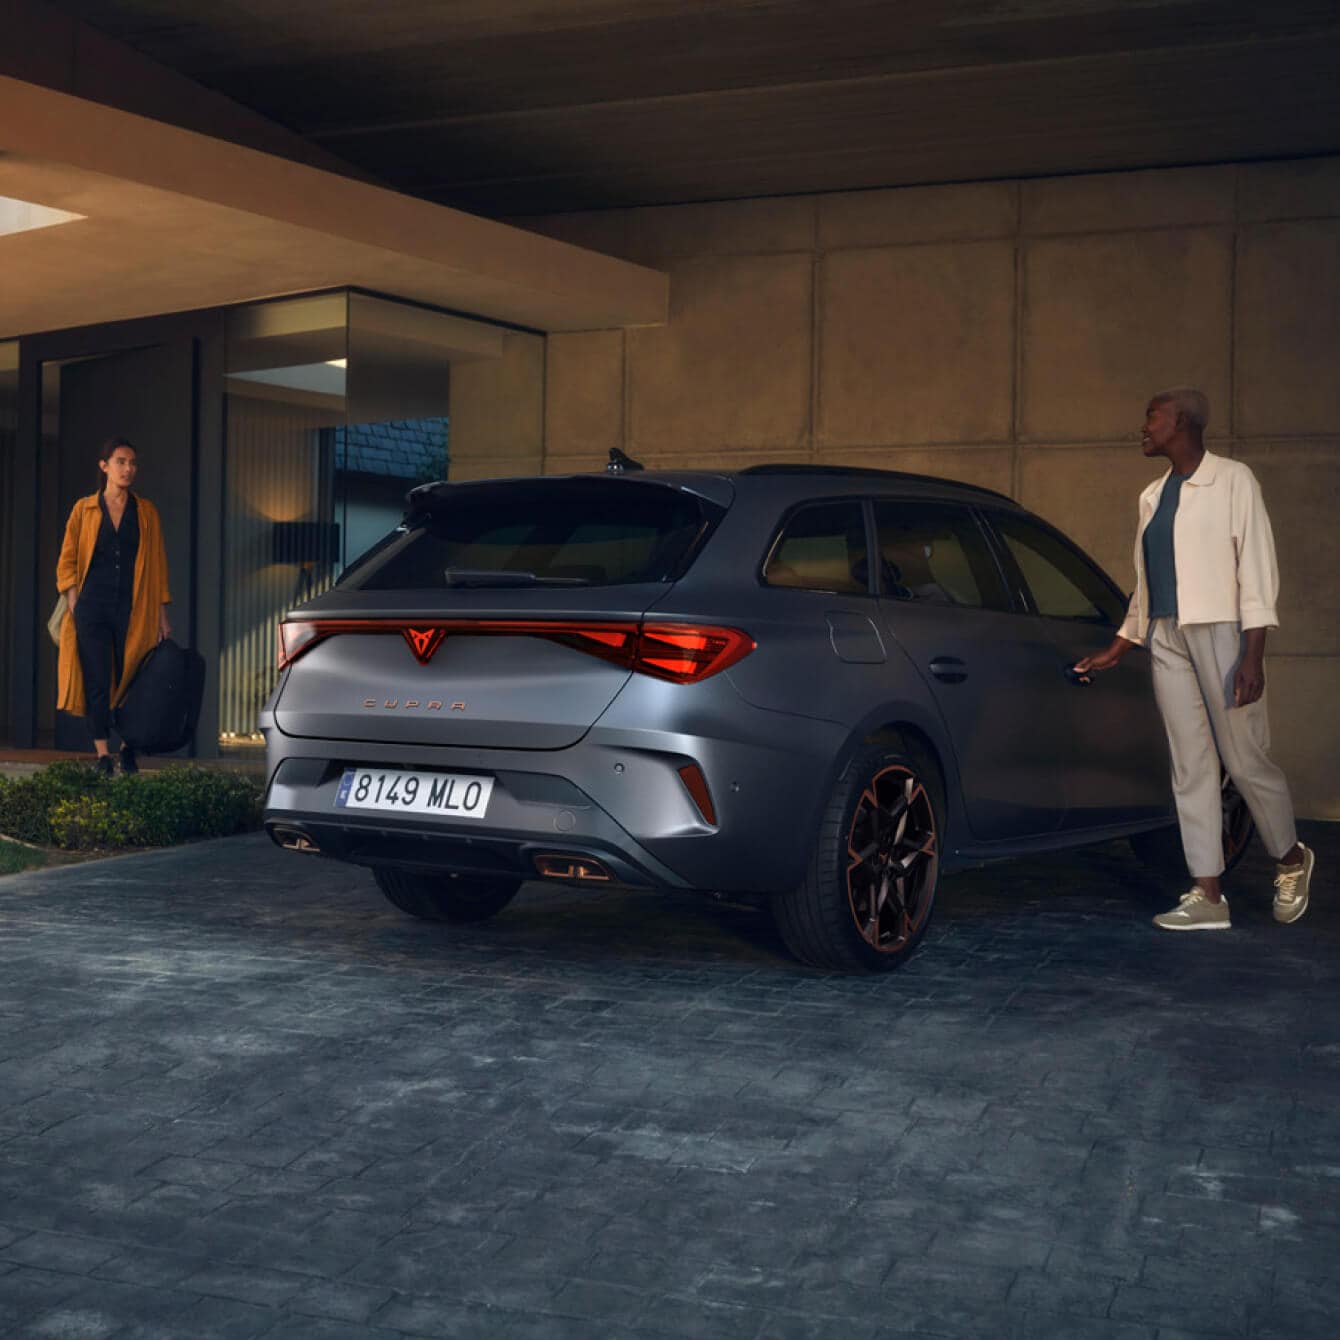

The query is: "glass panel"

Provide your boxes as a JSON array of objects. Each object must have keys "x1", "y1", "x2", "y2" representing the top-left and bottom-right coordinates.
[
  {"x1": 342, "y1": 479, "x2": 714, "y2": 591},
  {"x1": 219, "y1": 292, "x2": 538, "y2": 750},
  {"x1": 221, "y1": 294, "x2": 347, "y2": 748},
  {"x1": 0, "y1": 341, "x2": 16, "y2": 744},
  {"x1": 336, "y1": 292, "x2": 461, "y2": 577},
  {"x1": 993, "y1": 514, "x2": 1125, "y2": 625},
  {"x1": 763, "y1": 502, "x2": 868, "y2": 593},
  {"x1": 874, "y1": 500, "x2": 1008, "y2": 611}
]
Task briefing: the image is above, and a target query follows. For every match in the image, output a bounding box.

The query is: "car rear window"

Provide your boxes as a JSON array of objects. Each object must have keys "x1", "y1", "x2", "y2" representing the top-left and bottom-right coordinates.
[
  {"x1": 762, "y1": 501, "x2": 869, "y2": 594},
  {"x1": 338, "y1": 479, "x2": 719, "y2": 590}
]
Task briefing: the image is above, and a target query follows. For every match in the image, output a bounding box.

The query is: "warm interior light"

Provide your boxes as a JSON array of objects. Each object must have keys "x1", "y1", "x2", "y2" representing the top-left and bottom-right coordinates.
[{"x1": 0, "y1": 195, "x2": 86, "y2": 238}]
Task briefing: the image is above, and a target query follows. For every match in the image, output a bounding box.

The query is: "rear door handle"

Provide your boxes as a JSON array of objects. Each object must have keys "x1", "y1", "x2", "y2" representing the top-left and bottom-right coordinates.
[{"x1": 928, "y1": 656, "x2": 967, "y2": 684}]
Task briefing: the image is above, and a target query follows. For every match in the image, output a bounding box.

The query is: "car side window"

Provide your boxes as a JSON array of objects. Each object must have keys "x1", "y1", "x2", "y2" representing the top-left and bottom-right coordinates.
[
  {"x1": 991, "y1": 514, "x2": 1126, "y2": 625},
  {"x1": 763, "y1": 501, "x2": 869, "y2": 594},
  {"x1": 872, "y1": 500, "x2": 1009, "y2": 611}
]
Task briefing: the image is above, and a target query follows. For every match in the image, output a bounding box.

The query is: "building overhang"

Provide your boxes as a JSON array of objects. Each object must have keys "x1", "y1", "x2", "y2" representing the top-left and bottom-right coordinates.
[{"x1": 0, "y1": 76, "x2": 668, "y2": 340}]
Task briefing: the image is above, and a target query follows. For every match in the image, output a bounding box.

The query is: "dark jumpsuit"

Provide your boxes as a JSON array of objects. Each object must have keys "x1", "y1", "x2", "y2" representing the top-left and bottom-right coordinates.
[{"x1": 74, "y1": 494, "x2": 139, "y2": 740}]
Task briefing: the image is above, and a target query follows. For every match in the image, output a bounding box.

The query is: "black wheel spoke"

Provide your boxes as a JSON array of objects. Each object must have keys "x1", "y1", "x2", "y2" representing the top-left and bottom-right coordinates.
[
  {"x1": 845, "y1": 765, "x2": 938, "y2": 954},
  {"x1": 848, "y1": 838, "x2": 880, "y2": 869}
]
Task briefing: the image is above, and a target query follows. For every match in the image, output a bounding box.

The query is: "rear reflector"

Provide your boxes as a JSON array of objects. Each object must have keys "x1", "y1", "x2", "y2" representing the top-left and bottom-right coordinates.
[
  {"x1": 277, "y1": 618, "x2": 754, "y2": 683},
  {"x1": 676, "y1": 763, "x2": 717, "y2": 825}
]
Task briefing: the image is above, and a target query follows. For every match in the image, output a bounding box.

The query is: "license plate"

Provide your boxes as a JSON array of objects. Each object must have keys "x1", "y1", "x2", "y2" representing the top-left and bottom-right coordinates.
[{"x1": 335, "y1": 767, "x2": 494, "y2": 819}]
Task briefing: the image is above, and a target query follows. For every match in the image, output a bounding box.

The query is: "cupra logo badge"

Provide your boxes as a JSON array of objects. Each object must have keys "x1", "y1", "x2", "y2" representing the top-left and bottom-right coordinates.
[{"x1": 402, "y1": 627, "x2": 446, "y2": 665}]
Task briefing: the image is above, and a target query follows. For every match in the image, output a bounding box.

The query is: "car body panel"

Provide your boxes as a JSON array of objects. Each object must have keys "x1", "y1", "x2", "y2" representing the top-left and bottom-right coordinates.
[
  {"x1": 1037, "y1": 620, "x2": 1173, "y2": 829},
  {"x1": 877, "y1": 599, "x2": 1071, "y2": 841}
]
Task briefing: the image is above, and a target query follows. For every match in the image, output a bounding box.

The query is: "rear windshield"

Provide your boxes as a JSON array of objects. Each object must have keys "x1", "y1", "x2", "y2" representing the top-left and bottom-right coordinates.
[{"x1": 339, "y1": 479, "x2": 719, "y2": 590}]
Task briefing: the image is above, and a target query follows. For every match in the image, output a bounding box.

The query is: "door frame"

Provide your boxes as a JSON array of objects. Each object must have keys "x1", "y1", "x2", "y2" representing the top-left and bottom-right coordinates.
[{"x1": 7, "y1": 308, "x2": 226, "y2": 752}]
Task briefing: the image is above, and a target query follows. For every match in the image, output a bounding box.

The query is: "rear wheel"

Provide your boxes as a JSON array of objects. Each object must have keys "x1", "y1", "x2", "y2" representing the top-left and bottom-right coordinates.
[
  {"x1": 1128, "y1": 773, "x2": 1255, "y2": 877},
  {"x1": 374, "y1": 868, "x2": 523, "y2": 923},
  {"x1": 773, "y1": 736, "x2": 942, "y2": 973}
]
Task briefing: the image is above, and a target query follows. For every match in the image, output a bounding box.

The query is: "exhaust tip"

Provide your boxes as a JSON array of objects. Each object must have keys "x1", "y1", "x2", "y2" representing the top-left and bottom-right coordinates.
[
  {"x1": 533, "y1": 853, "x2": 612, "y2": 883},
  {"x1": 271, "y1": 825, "x2": 321, "y2": 854}
]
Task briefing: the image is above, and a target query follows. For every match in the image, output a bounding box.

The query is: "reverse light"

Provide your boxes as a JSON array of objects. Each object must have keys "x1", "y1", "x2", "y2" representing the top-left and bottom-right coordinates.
[{"x1": 276, "y1": 618, "x2": 754, "y2": 683}]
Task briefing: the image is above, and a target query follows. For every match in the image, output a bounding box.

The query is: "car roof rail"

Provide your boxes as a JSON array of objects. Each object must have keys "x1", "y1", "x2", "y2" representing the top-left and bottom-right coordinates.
[{"x1": 737, "y1": 462, "x2": 1017, "y2": 505}]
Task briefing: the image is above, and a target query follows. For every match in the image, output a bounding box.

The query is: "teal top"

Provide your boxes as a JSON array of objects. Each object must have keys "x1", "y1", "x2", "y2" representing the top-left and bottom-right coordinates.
[{"x1": 1142, "y1": 471, "x2": 1186, "y2": 622}]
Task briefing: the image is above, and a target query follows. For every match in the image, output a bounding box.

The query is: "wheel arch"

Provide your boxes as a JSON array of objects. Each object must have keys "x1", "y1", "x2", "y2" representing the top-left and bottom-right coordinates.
[{"x1": 819, "y1": 700, "x2": 966, "y2": 867}]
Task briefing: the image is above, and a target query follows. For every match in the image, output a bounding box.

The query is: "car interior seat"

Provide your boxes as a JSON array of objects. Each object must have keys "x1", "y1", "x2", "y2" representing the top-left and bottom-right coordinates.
[{"x1": 881, "y1": 537, "x2": 953, "y2": 605}]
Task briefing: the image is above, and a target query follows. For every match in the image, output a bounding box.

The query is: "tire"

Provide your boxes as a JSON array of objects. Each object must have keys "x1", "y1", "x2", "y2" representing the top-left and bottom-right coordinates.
[
  {"x1": 373, "y1": 867, "x2": 523, "y2": 924},
  {"x1": 772, "y1": 735, "x2": 943, "y2": 973},
  {"x1": 1128, "y1": 772, "x2": 1255, "y2": 877}
]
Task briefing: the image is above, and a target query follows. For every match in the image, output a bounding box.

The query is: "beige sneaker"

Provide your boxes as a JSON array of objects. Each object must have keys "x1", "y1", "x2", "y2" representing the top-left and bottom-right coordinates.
[
  {"x1": 1153, "y1": 887, "x2": 1231, "y2": 931},
  {"x1": 1273, "y1": 844, "x2": 1314, "y2": 924}
]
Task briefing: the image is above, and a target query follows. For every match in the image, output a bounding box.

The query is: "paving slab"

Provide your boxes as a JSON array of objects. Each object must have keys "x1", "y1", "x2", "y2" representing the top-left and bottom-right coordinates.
[{"x1": 0, "y1": 821, "x2": 1337, "y2": 1337}]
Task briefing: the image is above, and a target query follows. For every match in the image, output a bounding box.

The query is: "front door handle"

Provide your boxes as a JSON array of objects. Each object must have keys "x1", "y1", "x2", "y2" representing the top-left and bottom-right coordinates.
[
  {"x1": 928, "y1": 656, "x2": 967, "y2": 684},
  {"x1": 1063, "y1": 664, "x2": 1093, "y2": 686}
]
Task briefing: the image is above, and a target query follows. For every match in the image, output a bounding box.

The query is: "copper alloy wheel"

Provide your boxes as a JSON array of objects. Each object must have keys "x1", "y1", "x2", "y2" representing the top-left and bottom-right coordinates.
[
  {"x1": 1221, "y1": 774, "x2": 1253, "y2": 867},
  {"x1": 845, "y1": 764, "x2": 938, "y2": 953}
]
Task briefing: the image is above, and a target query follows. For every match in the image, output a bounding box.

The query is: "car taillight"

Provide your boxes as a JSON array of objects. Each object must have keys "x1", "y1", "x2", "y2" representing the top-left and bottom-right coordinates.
[
  {"x1": 634, "y1": 624, "x2": 755, "y2": 683},
  {"x1": 277, "y1": 620, "x2": 323, "y2": 669},
  {"x1": 276, "y1": 618, "x2": 754, "y2": 682}
]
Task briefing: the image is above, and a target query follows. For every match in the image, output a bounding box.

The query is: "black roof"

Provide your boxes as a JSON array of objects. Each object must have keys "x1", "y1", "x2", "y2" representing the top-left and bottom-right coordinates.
[
  {"x1": 737, "y1": 462, "x2": 1016, "y2": 505},
  {"x1": 407, "y1": 462, "x2": 1021, "y2": 512}
]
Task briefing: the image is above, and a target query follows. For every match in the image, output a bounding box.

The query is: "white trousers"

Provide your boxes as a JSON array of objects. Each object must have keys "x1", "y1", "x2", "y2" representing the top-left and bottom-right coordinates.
[{"x1": 1148, "y1": 619, "x2": 1297, "y2": 877}]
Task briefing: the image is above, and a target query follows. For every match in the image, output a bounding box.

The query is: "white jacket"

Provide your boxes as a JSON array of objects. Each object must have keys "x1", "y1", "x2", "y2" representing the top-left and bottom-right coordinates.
[{"x1": 1118, "y1": 451, "x2": 1279, "y2": 646}]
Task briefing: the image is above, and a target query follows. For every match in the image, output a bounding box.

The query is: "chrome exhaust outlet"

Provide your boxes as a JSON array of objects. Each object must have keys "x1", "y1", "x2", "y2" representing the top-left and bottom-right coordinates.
[
  {"x1": 272, "y1": 826, "x2": 321, "y2": 854},
  {"x1": 533, "y1": 853, "x2": 612, "y2": 883}
]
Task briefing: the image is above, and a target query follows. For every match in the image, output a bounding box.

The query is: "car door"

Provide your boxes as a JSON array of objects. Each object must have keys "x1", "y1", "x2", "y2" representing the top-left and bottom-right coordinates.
[
  {"x1": 983, "y1": 510, "x2": 1172, "y2": 831},
  {"x1": 872, "y1": 498, "x2": 1070, "y2": 843}
]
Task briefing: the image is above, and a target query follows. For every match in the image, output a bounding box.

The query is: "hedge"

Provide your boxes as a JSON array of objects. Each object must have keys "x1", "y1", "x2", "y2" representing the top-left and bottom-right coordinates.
[{"x1": 0, "y1": 760, "x2": 262, "y2": 850}]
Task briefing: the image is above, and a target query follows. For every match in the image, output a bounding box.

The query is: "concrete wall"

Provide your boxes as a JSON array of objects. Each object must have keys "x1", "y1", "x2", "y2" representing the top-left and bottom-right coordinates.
[
  {"x1": 519, "y1": 156, "x2": 1340, "y2": 819},
  {"x1": 448, "y1": 330, "x2": 547, "y2": 482}
]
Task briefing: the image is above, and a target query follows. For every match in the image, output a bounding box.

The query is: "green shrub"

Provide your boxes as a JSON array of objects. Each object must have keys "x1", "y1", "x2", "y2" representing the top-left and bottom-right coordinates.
[
  {"x1": 49, "y1": 796, "x2": 144, "y2": 849},
  {"x1": 1, "y1": 762, "x2": 262, "y2": 851},
  {"x1": 0, "y1": 761, "x2": 103, "y2": 845}
]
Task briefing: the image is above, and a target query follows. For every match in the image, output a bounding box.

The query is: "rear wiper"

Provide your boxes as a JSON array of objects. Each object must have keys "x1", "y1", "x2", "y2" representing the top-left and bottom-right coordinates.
[{"x1": 442, "y1": 568, "x2": 591, "y2": 588}]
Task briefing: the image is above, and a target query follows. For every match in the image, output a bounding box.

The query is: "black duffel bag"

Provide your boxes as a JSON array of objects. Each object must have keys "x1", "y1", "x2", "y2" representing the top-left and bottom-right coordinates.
[{"x1": 113, "y1": 638, "x2": 206, "y2": 754}]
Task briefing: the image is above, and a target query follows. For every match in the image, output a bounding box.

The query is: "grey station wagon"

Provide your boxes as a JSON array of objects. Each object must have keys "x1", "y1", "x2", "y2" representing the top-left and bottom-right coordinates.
[{"x1": 260, "y1": 463, "x2": 1252, "y2": 972}]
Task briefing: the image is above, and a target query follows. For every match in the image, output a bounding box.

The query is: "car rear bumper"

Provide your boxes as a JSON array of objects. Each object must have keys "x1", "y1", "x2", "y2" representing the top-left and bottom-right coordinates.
[{"x1": 260, "y1": 713, "x2": 846, "y2": 895}]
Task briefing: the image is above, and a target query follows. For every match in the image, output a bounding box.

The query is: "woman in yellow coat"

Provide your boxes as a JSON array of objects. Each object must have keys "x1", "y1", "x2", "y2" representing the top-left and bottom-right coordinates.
[{"x1": 56, "y1": 437, "x2": 172, "y2": 775}]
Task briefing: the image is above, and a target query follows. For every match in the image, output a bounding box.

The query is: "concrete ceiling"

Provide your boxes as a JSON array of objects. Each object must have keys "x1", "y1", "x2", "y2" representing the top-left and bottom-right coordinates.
[
  {"x1": 0, "y1": 77, "x2": 666, "y2": 340},
  {"x1": 42, "y1": 0, "x2": 1340, "y2": 217}
]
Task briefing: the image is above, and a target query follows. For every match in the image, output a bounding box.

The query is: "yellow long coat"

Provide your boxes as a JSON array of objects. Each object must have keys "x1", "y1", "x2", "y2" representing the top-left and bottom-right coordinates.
[{"x1": 56, "y1": 492, "x2": 172, "y2": 717}]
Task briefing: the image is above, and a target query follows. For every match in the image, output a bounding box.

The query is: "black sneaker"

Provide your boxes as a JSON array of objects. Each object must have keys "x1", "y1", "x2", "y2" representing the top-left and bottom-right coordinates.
[
  {"x1": 119, "y1": 745, "x2": 139, "y2": 776},
  {"x1": 93, "y1": 754, "x2": 115, "y2": 778}
]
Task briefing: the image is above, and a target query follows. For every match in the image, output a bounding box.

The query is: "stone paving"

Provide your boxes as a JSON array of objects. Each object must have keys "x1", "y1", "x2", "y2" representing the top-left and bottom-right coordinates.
[{"x1": 0, "y1": 822, "x2": 1337, "y2": 1339}]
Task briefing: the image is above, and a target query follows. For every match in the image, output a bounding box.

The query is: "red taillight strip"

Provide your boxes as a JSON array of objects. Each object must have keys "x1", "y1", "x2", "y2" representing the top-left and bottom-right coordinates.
[
  {"x1": 279, "y1": 618, "x2": 638, "y2": 671},
  {"x1": 277, "y1": 618, "x2": 754, "y2": 683}
]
